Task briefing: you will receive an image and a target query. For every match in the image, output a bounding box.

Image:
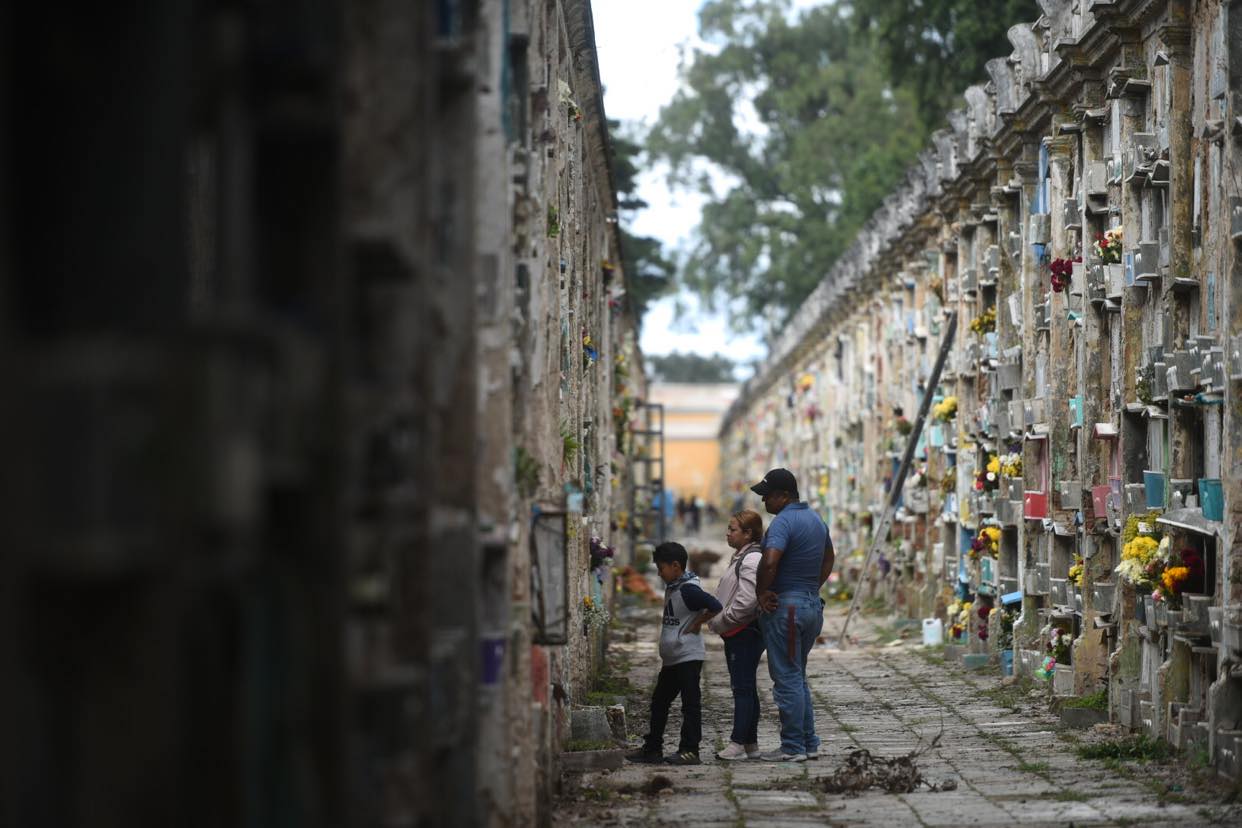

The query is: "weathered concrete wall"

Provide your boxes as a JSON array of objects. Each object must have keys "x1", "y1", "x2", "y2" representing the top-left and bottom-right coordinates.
[
  {"x1": 721, "y1": 0, "x2": 1242, "y2": 779},
  {"x1": 0, "y1": 2, "x2": 639, "y2": 826}
]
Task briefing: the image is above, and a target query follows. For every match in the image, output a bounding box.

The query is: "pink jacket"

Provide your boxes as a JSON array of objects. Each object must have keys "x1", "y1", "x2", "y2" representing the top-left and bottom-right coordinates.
[{"x1": 708, "y1": 542, "x2": 762, "y2": 635}]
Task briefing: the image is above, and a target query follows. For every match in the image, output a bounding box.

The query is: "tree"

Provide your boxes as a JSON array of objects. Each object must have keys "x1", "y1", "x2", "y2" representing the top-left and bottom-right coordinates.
[
  {"x1": 608, "y1": 120, "x2": 676, "y2": 324},
  {"x1": 852, "y1": 0, "x2": 1035, "y2": 129},
  {"x1": 647, "y1": 351, "x2": 737, "y2": 383},
  {"x1": 648, "y1": 0, "x2": 926, "y2": 336}
]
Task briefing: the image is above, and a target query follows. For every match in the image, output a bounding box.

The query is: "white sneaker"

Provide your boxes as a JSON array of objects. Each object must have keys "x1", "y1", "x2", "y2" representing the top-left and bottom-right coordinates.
[
  {"x1": 744, "y1": 743, "x2": 761, "y2": 759},
  {"x1": 716, "y1": 742, "x2": 750, "y2": 761},
  {"x1": 806, "y1": 749, "x2": 819, "y2": 760},
  {"x1": 759, "y1": 749, "x2": 807, "y2": 762}
]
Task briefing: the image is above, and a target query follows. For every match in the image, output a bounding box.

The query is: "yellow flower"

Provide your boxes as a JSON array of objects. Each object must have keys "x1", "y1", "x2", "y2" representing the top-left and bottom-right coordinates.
[
  {"x1": 1161, "y1": 566, "x2": 1190, "y2": 593},
  {"x1": 584, "y1": 595, "x2": 594, "y2": 608},
  {"x1": 987, "y1": 456, "x2": 1001, "y2": 475}
]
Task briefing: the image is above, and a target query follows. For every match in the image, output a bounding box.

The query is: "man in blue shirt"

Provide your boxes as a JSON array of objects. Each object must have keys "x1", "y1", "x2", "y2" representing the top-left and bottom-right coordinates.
[{"x1": 750, "y1": 468, "x2": 834, "y2": 762}]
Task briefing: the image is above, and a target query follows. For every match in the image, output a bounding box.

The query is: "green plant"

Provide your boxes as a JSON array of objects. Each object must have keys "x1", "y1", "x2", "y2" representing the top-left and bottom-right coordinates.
[
  {"x1": 560, "y1": 420, "x2": 580, "y2": 467},
  {"x1": 1064, "y1": 689, "x2": 1108, "y2": 711},
  {"x1": 547, "y1": 204, "x2": 561, "y2": 238},
  {"x1": 514, "y1": 446, "x2": 541, "y2": 498},
  {"x1": 565, "y1": 739, "x2": 613, "y2": 752},
  {"x1": 1076, "y1": 735, "x2": 1172, "y2": 762}
]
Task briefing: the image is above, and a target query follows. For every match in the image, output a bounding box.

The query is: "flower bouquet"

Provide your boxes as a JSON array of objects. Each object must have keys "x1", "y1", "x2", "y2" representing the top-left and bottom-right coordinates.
[
  {"x1": 969, "y1": 306, "x2": 997, "y2": 335},
  {"x1": 1050, "y1": 257, "x2": 1078, "y2": 293},
  {"x1": 970, "y1": 526, "x2": 1001, "y2": 560},
  {"x1": 1093, "y1": 227, "x2": 1123, "y2": 265},
  {"x1": 1067, "y1": 556, "x2": 1084, "y2": 588},
  {"x1": 932, "y1": 395, "x2": 958, "y2": 423},
  {"x1": 975, "y1": 454, "x2": 1001, "y2": 492},
  {"x1": 582, "y1": 594, "x2": 609, "y2": 631}
]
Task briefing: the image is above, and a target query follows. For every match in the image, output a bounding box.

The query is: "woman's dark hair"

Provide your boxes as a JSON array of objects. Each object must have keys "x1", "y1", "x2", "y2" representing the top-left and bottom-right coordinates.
[
  {"x1": 652, "y1": 542, "x2": 688, "y2": 568},
  {"x1": 732, "y1": 509, "x2": 764, "y2": 544}
]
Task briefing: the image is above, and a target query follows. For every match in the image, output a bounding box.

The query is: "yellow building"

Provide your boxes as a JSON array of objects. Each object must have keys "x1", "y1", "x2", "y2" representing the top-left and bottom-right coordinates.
[{"x1": 647, "y1": 382, "x2": 738, "y2": 504}]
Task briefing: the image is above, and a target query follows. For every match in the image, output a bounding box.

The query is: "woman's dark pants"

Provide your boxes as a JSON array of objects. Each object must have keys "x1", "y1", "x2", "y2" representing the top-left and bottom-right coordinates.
[{"x1": 724, "y1": 624, "x2": 764, "y2": 745}]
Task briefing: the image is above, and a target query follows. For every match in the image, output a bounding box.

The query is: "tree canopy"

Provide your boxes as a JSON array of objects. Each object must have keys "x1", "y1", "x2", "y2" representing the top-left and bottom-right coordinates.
[
  {"x1": 647, "y1": 351, "x2": 737, "y2": 383},
  {"x1": 608, "y1": 120, "x2": 676, "y2": 325},
  {"x1": 853, "y1": 0, "x2": 1034, "y2": 129},
  {"x1": 648, "y1": 0, "x2": 925, "y2": 336},
  {"x1": 644, "y1": 0, "x2": 1034, "y2": 337}
]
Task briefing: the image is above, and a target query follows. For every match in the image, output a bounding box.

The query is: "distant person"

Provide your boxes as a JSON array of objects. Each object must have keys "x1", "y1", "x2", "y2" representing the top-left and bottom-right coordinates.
[
  {"x1": 689, "y1": 497, "x2": 702, "y2": 533},
  {"x1": 750, "y1": 468, "x2": 834, "y2": 762},
  {"x1": 708, "y1": 510, "x2": 766, "y2": 760},
  {"x1": 626, "y1": 542, "x2": 722, "y2": 766}
]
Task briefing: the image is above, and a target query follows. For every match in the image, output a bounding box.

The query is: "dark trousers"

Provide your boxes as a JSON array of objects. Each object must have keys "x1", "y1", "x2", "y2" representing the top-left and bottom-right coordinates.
[
  {"x1": 724, "y1": 624, "x2": 764, "y2": 745},
  {"x1": 643, "y1": 660, "x2": 703, "y2": 754}
]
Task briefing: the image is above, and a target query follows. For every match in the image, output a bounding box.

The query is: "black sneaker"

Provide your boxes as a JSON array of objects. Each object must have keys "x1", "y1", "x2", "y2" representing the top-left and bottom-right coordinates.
[
  {"x1": 665, "y1": 751, "x2": 701, "y2": 765},
  {"x1": 625, "y1": 748, "x2": 664, "y2": 764}
]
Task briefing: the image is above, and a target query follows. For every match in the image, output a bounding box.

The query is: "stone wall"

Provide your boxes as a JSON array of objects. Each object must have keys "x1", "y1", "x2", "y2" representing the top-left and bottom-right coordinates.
[
  {"x1": 721, "y1": 0, "x2": 1242, "y2": 779},
  {"x1": 0, "y1": 1, "x2": 638, "y2": 826}
]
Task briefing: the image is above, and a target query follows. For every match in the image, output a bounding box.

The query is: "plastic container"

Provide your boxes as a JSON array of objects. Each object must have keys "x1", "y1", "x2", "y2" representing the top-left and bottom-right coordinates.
[
  {"x1": 1000, "y1": 649, "x2": 1014, "y2": 677},
  {"x1": 922, "y1": 618, "x2": 944, "y2": 646},
  {"x1": 1143, "y1": 470, "x2": 1166, "y2": 509},
  {"x1": 1199, "y1": 478, "x2": 1223, "y2": 521}
]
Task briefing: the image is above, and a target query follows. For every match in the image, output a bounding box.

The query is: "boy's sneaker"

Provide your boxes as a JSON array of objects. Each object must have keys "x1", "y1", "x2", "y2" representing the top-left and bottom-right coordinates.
[
  {"x1": 758, "y1": 749, "x2": 807, "y2": 762},
  {"x1": 665, "y1": 751, "x2": 701, "y2": 766},
  {"x1": 716, "y1": 742, "x2": 750, "y2": 761},
  {"x1": 625, "y1": 748, "x2": 664, "y2": 764},
  {"x1": 806, "y1": 750, "x2": 819, "y2": 760},
  {"x1": 743, "y1": 743, "x2": 761, "y2": 759}
]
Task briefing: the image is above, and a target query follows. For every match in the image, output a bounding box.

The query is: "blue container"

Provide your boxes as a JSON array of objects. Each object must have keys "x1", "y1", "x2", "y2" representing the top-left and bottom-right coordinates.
[
  {"x1": 1001, "y1": 649, "x2": 1014, "y2": 677},
  {"x1": 1143, "y1": 470, "x2": 1166, "y2": 509},
  {"x1": 1199, "y1": 478, "x2": 1224, "y2": 521}
]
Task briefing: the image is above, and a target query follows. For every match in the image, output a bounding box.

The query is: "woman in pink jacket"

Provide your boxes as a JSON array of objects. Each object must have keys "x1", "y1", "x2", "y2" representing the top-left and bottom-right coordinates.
[{"x1": 709, "y1": 510, "x2": 766, "y2": 760}]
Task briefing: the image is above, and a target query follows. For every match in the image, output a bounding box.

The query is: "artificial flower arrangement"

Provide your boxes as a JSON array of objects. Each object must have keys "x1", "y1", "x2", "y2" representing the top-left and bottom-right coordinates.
[
  {"x1": 1067, "y1": 556, "x2": 1084, "y2": 588},
  {"x1": 932, "y1": 395, "x2": 958, "y2": 423},
  {"x1": 975, "y1": 454, "x2": 1001, "y2": 492},
  {"x1": 996, "y1": 606, "x2": 1017, "y2": 651},
  {"x1": 946, "y1": 600, "x2": 973, "y2": 642},
  {"x1": 1036, "y1": 624, "x2": 1073, "y2": 680},
  {"x1": 969, "y1": 306, "x2": 997, "y2": 335},
  {"x1": 1154, "y1": 545, "x2": 1204, "y2": 608},
  {"x1": 1116, "y1": 516, "x2": 1163, "y2": 591},
  {"x1": 999, "y1": 451, "x2": 1022, "y2": 478},
  {"x1": 1093, "y1": 227, "x2": 1123, "y2": 265},
  {"x1": 895, "y1": 415, "x2": 913, "y2": 436},
  {"x1": 805, "y1": 403, "x2": 822, "y2": 422},
  {"x1": 908, "y1": 465, "x2": 929, "y2": 488},
  {"x1": 970, "y1": 526, "x2": 1002, "y2": 560},
  {"x1": 797, "y1": 372, "x2": 815, "y2": 392},
  {"x1": 977, "y1": 604, "x2": 994, "y2": 641},
  {"x1": 582, "y1": 594, "x2": 609, "y2": 630},
  {"x1": 582, "y1": 334, "x2": 599, "y2": 364},
  {"x1": 589, "y1": 536, "x2": 615, "y2": 571},
  {"x1": 1049, "y1": 256, "x2": 1080, "y2": 293},
  {"x1": 940, "y1": 472, "x2": 956, "y2": 495}
]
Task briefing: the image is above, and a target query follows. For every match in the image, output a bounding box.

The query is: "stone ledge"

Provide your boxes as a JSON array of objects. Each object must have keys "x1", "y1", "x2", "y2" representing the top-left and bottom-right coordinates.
[{"x1": 558, "y1": 749, "x2": 626, "y2": 773}]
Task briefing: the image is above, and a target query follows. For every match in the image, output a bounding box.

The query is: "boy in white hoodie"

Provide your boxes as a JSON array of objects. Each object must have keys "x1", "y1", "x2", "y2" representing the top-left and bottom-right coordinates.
[{"x1": 708, "y1": 510, "x2": 765, "y2": 760}]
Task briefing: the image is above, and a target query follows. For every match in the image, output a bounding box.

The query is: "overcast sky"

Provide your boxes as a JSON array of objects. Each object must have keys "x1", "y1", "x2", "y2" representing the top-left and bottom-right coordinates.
[{"x1": 592, "y1": 0, "x2": 767, "y2": 371}]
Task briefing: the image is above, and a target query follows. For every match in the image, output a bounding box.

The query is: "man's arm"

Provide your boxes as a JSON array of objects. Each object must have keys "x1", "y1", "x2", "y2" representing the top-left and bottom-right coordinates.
[
  {"x1": 756, "y1": 547, "x2": 784, "y2": 611},
  {"x1": 818, "y1": 536, "x2": 836, "y2": 588}
]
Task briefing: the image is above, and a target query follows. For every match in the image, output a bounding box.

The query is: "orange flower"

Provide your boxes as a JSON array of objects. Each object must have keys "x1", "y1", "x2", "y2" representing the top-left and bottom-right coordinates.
[{"x1": 1161, "y1": 566, "x2": 1191, "y2": 594}]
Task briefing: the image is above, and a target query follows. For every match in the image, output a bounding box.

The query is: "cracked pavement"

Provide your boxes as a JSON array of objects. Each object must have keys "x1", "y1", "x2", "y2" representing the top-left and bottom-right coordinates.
[{"x1": 554, "y1": 577, "x2": 1241, "y2": 827}]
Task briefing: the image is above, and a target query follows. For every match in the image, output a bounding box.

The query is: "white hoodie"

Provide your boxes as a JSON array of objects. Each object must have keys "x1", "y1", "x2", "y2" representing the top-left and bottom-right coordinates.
[{"x1": 708, "y1": 541, "x2": 762, "y2": 636}]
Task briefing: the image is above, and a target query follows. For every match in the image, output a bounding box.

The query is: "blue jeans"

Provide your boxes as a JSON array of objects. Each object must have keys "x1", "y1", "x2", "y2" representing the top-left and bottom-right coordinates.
[
  {"x1": 758, "y1": 591, "x2": 824, "y2": 756},
  {"x1": 723, "y1": 624, "x2": 764, "y2": 745}
]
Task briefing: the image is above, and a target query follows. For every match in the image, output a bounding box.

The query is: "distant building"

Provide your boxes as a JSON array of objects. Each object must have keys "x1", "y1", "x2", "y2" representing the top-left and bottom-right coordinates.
[{"x1": 648, "y1": 382, "x2": 739, "y2": 504}]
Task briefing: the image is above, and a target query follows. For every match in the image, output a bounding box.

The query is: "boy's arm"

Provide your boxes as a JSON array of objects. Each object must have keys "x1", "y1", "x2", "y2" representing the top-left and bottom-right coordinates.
[{"x1": 681, "y1": 583, "x2": 722, "y2": 633}]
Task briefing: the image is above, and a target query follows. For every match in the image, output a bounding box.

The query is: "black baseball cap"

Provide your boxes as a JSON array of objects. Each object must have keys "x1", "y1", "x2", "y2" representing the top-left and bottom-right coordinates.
[{"x1": 750, "y1": 468, "x2": 798, "y2": 498}]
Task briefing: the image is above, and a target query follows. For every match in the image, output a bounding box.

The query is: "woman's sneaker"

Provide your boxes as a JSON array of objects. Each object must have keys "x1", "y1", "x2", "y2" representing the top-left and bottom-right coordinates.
[
  {"x1": 716, "y1": 742, "x2": 750, "y2": 761},
  {"x1": 758, "y1": 749, "x2": 807, "y2": 762},
  {"x1": 744, "y1": 743, "x2": 761, "y2": 759},
  {"x1": 665, "y1": 751, "x2": 701, "y2": 765}
]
